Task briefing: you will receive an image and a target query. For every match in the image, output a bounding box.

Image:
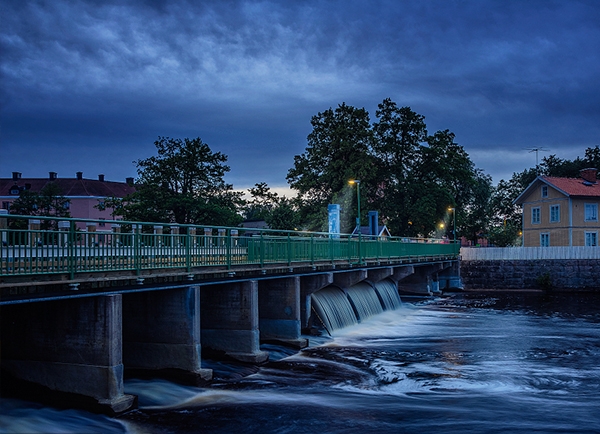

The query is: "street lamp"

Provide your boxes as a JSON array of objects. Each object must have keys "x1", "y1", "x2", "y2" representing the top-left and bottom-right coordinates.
[
  {"x1": 349, "y1": 179, "x2": 362, "y2": 264},
  {"x1": 348, "y1": 179, "x2": 361, "y2": 231},
  {"x1": 448, "y1": 207, "x2": 456, "y2": 242}
]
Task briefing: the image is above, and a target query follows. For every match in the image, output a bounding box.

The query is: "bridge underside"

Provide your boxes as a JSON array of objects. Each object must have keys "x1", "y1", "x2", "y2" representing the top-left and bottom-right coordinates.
[{"x1": 0, "y1": 260, "x2": 461, "y2": 413}]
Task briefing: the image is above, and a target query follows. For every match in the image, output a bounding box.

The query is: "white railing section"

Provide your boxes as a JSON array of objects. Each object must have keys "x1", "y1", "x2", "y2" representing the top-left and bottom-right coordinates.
[{"x1": 460, "y1": 246, "x2": 600, "y2": 261}]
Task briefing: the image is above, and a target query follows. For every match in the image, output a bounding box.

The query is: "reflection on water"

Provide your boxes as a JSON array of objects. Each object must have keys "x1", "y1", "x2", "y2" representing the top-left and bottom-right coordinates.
[{"x1": 2, "y1": 292, "x2": 600, "y2": 433}]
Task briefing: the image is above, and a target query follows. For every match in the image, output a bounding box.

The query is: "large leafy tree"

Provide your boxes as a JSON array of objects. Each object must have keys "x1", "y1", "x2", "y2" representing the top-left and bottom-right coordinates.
[
  {"x1": 286, "y1": 103, "x2": 376, "y2": 231},
  {"x1": 371, "y1": 100, "x2": 427, "y2": 236},
  {"x1": 105, "y1": 137, "x2": 243, "y2": 226},
  {"x1": 288, "y1": 99, "x2": 487, "y2": 238}
]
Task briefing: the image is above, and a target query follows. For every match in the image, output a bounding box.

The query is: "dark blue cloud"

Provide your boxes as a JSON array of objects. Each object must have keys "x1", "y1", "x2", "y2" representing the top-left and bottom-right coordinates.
[{"x1": 1, "y1": 0, "x2": 599, "y2": 190}]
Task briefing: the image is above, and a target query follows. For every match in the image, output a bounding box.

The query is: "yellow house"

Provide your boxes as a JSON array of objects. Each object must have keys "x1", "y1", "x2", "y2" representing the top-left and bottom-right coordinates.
[{"x1": 514, "y1": 168, "x2": 600, "y2": 247}]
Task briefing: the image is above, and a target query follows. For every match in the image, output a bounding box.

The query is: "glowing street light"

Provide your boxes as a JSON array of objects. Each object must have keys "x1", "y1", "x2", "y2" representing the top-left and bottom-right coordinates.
[
  {"x1": 348, "y1": 179, "x2": 361, "y2": 230},
  {"x1": 448, "y1": 207, "x2": 456, "y2": 242},
  {"x1": 349, "y1": 179, "x2": 362, "y2": 264}
]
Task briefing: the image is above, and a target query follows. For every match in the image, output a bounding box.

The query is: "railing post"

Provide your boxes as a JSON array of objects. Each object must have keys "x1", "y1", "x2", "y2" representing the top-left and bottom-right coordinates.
[
  {"x1": 0, "y1": 209, "x2": 7, "y2": 247},
  {"x1": 260, "y1": 232, "x2": 265, "y2": 268},
  {"x1": 310, "y1": 233, "x2": 315, "y2": 266},
  {"x1": 287, "y1": 233, "x2": 292, "y2": 266},
  {"x1": 68, "y1": 220, "x2": 76, "y2": 280},
  {"x1": 226, "y1": 229, "x2": 232, "y2": 270},
  {"x1": 186, "y1": 227, "x2": 192, "y2": 272},
  {"x1": 133, "y1": 224, "x2": 141, "y2": 276}
]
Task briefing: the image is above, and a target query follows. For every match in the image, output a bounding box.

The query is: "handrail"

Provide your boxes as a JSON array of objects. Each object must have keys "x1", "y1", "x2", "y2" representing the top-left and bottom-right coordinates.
[{"x1": 0, "y1": 214, "x2": 460, "y2": 277}]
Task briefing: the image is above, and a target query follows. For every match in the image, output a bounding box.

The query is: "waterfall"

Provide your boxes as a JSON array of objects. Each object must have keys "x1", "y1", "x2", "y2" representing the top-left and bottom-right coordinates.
[
  {"x1": 311, "y1": 286, "x2": 358, "y2": 333},
  {"x1": 311, "y1": 279, "x2": 403, "y2": 333},
  {"x1": 345, "y1": 282, "x2": 384, "y2": 321},
  {"x1": 372, "y1": 278, "x2": 402, "y2": 310}
]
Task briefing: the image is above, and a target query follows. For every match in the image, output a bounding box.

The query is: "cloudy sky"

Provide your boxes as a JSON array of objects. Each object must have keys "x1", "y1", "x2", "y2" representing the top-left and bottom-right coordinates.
[{"x1": 1, "y1": 0, "x2": 599, "y2": 194}]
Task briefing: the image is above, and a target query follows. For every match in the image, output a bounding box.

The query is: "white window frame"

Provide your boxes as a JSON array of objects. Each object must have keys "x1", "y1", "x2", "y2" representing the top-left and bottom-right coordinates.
[
  {"x1": 584, "y1": 203, "x2": 598, "y2": 222},
  {"x1": 541, "y1": 185, "x2": 548, "y2": 198},
  {"x1": 550, "y1": 204, "x2": 560, "y2": 223},
  {"x1": 531, "y1": 207, "x2": 541, "y2": 224},
  {"x1": 585, "y1": 231, "x2": 598, "y2": 247},
  {"x1": 540, "y1": 233, "x2": 550, "y2": 247}
]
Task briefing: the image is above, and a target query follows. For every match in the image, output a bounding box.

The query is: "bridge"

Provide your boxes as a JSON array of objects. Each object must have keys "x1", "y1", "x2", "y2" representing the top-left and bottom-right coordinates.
[{"x1": 0, "y1": 213, "x2": 461, "y2": 414}]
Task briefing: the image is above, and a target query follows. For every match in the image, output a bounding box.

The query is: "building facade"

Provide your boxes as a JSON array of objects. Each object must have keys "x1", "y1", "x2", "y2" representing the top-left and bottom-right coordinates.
[
  {"x1": 514, "y1": 168, "x2": 600, "y2": 247},
  {"x1": 0, "y1": 171, "x2": 136, "y2": 225}
]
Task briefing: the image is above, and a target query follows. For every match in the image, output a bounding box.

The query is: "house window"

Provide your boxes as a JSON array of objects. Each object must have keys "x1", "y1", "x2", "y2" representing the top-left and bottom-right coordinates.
[
  {"x1": 540, "y1": 233, "x2": 550, "y2": 247},
  {"x1": 541, "y1": 186, "x2": 548, "y2": 198},
  {"x1": 1, "y1": 201, "x2": 10, "y2": 210},
  {"x1": 550, "y1": 204, "x2": 560, "y2": 223},
  {"x1": 531, "y1": 207, "x2": 541, "y2": 224},
  {"x1": 585, "y1": 203, "x2": 598, "y2": 222},
  {"x1": 63, "y1": 202, "x2": 70, "y2": 209},
  {"x1": 585, "y1": 231, "x2": 598, "y2": 247}
]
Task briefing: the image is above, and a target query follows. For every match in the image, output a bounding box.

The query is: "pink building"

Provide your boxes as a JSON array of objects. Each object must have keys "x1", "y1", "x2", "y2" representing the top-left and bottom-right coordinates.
[{"x1": 0, "y1": 171, "x2": 136, "y2": 226}]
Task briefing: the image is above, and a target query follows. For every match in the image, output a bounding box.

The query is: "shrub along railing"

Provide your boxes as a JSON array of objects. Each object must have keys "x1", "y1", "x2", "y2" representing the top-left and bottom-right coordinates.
[{"x1": 0, "y1": 214, "x2": 459, "y2": 279}]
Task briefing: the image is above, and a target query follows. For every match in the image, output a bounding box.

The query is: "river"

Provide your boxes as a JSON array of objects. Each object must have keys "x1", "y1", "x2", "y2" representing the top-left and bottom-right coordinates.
[{"x1": 2, "y1": 291, "x2": 600, "y2": 433}]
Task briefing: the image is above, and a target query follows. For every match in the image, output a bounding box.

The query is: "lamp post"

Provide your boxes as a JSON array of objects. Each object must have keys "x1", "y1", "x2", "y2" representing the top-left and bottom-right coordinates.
[
  {"x1": 349, "y1": 179, "x2": 362, "y2": 264},
  {"x1": 448, "y1": 207, "x2": 456, "y2": 242}
]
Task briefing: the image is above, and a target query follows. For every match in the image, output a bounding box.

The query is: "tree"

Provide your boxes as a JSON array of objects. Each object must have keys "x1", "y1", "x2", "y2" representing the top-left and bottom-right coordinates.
[
  {"x1": 106, "y1": 137, "x2": 243, "y2": 226},
  {"x1": 460, "y1": 170, "x2": 493, "y2": 244},
  {"x1": 287, "y1": 103, "x2": 376, "y2": 231},
  {"x1": 9, "y1": 183, "x2": 71, "y2": 231},
  {"x1": 243, "y1": 182, "x2": 280, "y2": 222},
  {"x1": 371, "y1": 100, "x2": 427, "y2": 236},
  {"x1": 288, "y1": 99, "x2": 488, "y2": 238},
  {"x1": 266, "y1": 197, "x2": 301, "y2": 231}
]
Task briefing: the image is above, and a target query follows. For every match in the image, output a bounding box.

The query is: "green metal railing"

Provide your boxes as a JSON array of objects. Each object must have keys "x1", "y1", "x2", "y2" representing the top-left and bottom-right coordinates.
[{"x1": 0, "y1": 214, "x2": 459, "y2": 278}]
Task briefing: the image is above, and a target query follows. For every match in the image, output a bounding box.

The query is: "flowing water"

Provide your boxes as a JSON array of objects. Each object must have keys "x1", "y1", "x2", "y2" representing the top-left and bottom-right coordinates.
[{"x1": 2, "y1": 291, "x2": 600, "y2": 433}]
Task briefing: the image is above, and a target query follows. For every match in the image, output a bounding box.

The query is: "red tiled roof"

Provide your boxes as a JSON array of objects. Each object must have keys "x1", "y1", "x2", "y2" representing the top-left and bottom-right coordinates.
[
  {"x1": 0, "y1": 177, "x2": 136, "y2": 198},
  {"x1": 542, "y1": 176, "x2": 600, "y2": 197}
]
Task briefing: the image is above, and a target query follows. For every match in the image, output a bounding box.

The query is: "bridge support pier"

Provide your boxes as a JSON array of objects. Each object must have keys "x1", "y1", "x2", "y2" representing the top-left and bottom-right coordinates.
[
  {"x1": 438, "y1": 260, "x2": 464, "y2": 291},
  {"x1": 396, "y1": 264, "x2": 442, "y2": 295},
  {"x1": 0, "y1": 295, "x2": 136, "y2": 415},
  {"x1": 258, "y1": 277, "x2": 307, "y2": 348},
  {"x1": 367, "y1": 267, "x2": 393, "y2": 283},
  {"x1": 200, "y1": 281, "x2": 269, "y2": 363},
  {"x1": 122, "y1": 286, "x2": 212, "y2": 384}
]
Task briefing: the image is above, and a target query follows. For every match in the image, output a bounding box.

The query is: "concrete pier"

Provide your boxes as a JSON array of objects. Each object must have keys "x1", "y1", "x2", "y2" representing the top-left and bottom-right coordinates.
[
  {"x1": 0, "y1": 295, "x2": 136, "y2": 414},
  {"x1": 122, "y1": 286, "x2": 212, "y2": 384},
  {"x1": 200, "y1": 280, "x2": 269, "y2": 363},
  {"x1": 258, "y1": 277, "x2": 308, "y2": 348},
  {"x1": 396, "y1": 264, "x2": 440, "y2": 295}
]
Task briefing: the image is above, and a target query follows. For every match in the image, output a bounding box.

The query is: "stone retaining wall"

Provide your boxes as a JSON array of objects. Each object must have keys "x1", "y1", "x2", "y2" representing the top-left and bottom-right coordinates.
[{"x1": 461, "y1": 259, "x2": 600, "y2": 291}]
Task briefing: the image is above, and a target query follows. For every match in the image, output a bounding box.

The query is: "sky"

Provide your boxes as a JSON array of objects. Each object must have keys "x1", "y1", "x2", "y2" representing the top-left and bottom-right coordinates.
[{"x1": 1, "y1": 0, "x2": 599, "y2": 195}]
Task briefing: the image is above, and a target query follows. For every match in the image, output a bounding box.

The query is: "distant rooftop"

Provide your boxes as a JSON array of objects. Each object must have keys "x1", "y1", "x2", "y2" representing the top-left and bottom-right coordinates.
[{"x1": 0, "y1": 172, "x2": 136, "y2": 198}]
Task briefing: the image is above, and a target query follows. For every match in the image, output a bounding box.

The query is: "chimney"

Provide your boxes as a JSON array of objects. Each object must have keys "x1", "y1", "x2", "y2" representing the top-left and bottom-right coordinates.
[
  {"x1": 580, "y1": 168, "x2": 598, "y2": 184},
  {"x1": 98, "y1": 174, "x2": 105, "y2": 182},
  {"x1": 126, "y1": 177, "x2": 134, "y2": 186},
  {"x1": 49, "y1": 171, "x2": 57, "y2": 180},
  {"x1": 76, "y1": 171, "x2": 83, "y2": 180},
  {"x1": 12, "y1": 172, "x2": 21, "y2": 181}
]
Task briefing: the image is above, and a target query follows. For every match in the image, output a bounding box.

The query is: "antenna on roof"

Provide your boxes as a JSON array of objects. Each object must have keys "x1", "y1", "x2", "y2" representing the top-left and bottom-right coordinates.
[{"x1": 525, "y1": 147, "x2": 550, "y2": 172}]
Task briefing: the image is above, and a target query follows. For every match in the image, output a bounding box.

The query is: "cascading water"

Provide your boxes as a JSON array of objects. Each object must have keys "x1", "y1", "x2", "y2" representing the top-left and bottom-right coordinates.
[
  {"x1": 372, "y1": 278, "x2": 402, "y2": 310},
  {"x1": 311, "y1": 279, "x2": 403, "y2": 333},
  {"x1": 344, "y1": 282, "x2": 384, "y2": 321},
  {"x1": 311, "y1": 286, "x2": 358, "y2": 333}
]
